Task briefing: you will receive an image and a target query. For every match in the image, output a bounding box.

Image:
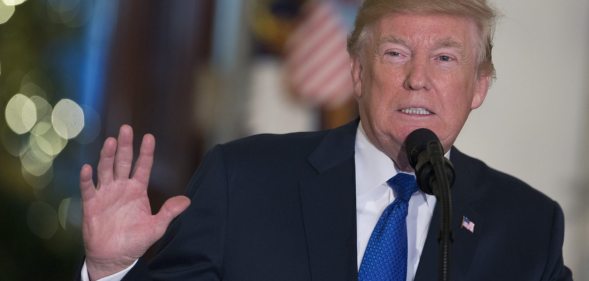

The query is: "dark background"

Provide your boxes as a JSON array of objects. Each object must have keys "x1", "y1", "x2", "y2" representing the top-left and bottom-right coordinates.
[{"x1": 0, "y1": 1, "x2": 358, "y2": 280}]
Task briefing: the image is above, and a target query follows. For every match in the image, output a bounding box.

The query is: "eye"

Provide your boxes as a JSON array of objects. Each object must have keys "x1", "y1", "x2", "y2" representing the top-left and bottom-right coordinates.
[
  {"x1": 385, "y1": 51, "x2": 402, "y2": 57},
  {"x1": 437, "y1": 55, "x2": 454, "y2": 62},
  {"x1": 380, "y1": 47, "x2": 409, "y2": 63}
]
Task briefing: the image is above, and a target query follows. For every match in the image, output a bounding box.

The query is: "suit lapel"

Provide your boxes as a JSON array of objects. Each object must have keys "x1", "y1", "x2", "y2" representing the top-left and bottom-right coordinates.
[
  {"x1": 299, "y1": 121, "x2": 358, "y2": 281},
  {"x1": 415, "y1": 148, "x2": 484, "y2": 281},
  {"x1": 297, "y1": 124, "x2": 487, "y2": 281}
]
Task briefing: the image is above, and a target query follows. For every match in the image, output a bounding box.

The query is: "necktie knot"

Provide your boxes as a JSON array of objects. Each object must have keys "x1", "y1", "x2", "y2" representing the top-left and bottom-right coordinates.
[{"x1": 388, "y1": 173, "x2": 418, "y2": 202}]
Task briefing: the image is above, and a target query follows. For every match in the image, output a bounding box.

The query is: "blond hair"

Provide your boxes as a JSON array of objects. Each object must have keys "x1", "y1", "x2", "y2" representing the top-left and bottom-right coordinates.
[{"x1": 347, "y1": 0, "x2": 497, "y2": 77}]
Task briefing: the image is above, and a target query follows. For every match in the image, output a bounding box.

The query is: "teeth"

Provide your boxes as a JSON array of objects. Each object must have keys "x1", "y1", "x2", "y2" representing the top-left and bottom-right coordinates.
[{"x1": 401, "y1": 108, "x2": 432, "y2": 115}]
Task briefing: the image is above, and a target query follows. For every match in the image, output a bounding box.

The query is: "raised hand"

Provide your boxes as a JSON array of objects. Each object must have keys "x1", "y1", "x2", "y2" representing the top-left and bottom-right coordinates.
[{"x1": 80, "y1": 125, "x2": 191, "y2": 280}]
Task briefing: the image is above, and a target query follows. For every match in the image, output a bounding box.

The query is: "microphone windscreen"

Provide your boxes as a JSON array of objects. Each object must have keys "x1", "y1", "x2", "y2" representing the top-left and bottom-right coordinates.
[{"x1": 404, "y1": 128, "x2": 439, "y2": 169}]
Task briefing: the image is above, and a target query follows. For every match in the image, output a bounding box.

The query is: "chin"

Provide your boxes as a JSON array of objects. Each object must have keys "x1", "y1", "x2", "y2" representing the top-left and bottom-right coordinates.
[{"x1": 395, "y1": 124, "x2": 432, "y2": 139}]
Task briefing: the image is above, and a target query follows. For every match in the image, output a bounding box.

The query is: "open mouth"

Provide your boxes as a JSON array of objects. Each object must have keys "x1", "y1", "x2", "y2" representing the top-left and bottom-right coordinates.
[{"x1": 400, "y1": 107, "x2": 433, "y2": 115}]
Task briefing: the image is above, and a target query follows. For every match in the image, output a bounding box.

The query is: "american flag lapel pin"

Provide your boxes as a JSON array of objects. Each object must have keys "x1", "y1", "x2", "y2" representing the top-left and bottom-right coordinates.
[{"x1": 461, "y1": 216, "x2": 475, "y2": 233}]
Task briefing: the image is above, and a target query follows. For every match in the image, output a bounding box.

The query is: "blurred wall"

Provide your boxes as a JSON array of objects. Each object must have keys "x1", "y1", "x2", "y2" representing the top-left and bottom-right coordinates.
[{"x1": 455, "y1": 0, "x2": 589, "y2": 278}]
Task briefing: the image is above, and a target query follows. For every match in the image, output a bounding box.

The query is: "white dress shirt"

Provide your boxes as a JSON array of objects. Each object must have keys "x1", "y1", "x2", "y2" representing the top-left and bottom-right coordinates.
[
  {"x1": 83, "y1": 123, "x2": 437, "y2": 281},
  {"x1": 81, "y1": 260, "x2": 136, "y2": 281},
  {"x1": 355, "y1": 124, "x2": 436, "y2": 281}
]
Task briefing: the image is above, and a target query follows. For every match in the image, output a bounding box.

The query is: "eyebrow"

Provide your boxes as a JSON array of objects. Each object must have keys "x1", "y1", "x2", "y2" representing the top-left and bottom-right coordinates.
[
  {"x1": 435, "y1": 37, "x2": 464, "y2": 50},
  {"x1": 377, "y1": 35, "x2": 408, "y2": 47},
  {"x1": 377, "y1": 35, "x2": 465, "y2": 51}
]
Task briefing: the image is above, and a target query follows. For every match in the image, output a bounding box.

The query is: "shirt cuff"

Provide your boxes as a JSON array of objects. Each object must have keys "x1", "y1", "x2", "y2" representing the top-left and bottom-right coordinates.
[{"x1": 81, "y1": 259, "x2": 138, "y2": 281}]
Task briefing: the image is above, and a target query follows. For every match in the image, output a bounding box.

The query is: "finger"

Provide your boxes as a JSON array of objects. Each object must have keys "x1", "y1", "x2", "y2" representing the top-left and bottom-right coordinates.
[
  {"x1": 154, "y1": 196, "x2": 191, "y2": 234},
  {"x1": 132, "y1": 133, "x2": 155, "y2": 186},
  {"x1": 80, "y1": 164, "x2": 96, "y2": 202},
  {"x1": 97, "y1": 137, "x2": 117, "y2": 187},
  {"x1": 114, "y1": 125, "x2": 134, "y2": 180}
]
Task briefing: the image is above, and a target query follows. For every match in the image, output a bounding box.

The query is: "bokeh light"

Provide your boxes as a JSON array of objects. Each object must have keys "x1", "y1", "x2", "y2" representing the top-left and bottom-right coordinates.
[
  {"x1": 1, "y1": 126, "x2": 27, "y2": 157},
  {"x1": 57, "y1": 197, "x2": 82, "y2": 229},
  {"x1": 2, "y1": 0, "x2": 27, "y2": 6},
  {"x1": 27, "y1": 201, "x2": 59, "y2": 240},
  {"x1": 51, "y1": 98, "x2": 84, "y2": 139},
  {"x1": 5, "y1": 93, "x2": 37, "y2": 135},
  {"x1": 30, "y1": 121, "x2": 68, "y2": 156},
  {"x1": 30, "y1": 120, "x2": 52, "y2": 136},
  {"x1": 58, "y1": 197, "x2": 71, "y2": 230},
  {"x1": 30, "y1": 95, "x2": 52, "y2": 118},
  {"x1": 20, "y1": 142, "x2": 54, "y2": 176},
  {"x1": 48, "y1": 0, "x2": 80, "y2": 16},
  {"x1": 0, "y1": 0, "x2": 15, "y2": 24},
  {"x1": 22, "y1": 164, "x2": 53, "y2": 190},
  {"x1": 66, "y1": 197, "x2": 82, "y2": 227},
  {"x1": 47, "y1": 0, "x2": 88, "y2": 27},
  {"x1": 76, "y1": 105, "x2": 101, "y2": 144},
  {"x1": 21, "y1": 81, "x2": 49, "y2": 99}
]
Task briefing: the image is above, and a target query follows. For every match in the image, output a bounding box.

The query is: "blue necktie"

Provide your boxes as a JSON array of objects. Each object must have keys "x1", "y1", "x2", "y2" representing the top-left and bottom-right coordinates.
[{"x1": 358, "y1": 173, "x2": 418, "y2": 281}]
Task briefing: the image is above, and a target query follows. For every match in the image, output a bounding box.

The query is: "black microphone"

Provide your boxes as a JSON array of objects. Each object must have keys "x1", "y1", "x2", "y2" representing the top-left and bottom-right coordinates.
[
  {"x1": 404, "y1": 128, "x2": 455, "y2": 195},
  {"x1": 404, "y1": 128, "x2": 455, "y2": 281}
]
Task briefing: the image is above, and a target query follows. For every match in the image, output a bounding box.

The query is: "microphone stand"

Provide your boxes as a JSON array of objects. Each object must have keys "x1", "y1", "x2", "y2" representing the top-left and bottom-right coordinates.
[{"x1": 427, "y1": 142, "x2": 454, "y2": 281}]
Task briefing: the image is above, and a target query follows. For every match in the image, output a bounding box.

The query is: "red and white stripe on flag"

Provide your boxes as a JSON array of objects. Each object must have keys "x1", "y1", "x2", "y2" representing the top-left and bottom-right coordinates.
[
  {"x1": 461, "y1": 216, "x2": 475, "y2": 233},
  {"x1": 284, "y1": 0, "x2": 353, "y2": 107}
]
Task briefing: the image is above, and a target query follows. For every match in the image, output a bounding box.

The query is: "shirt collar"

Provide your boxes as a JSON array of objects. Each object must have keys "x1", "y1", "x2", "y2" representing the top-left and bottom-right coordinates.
[{"x1": 355, "y1": 123, "x2": 434, "y2": 206}]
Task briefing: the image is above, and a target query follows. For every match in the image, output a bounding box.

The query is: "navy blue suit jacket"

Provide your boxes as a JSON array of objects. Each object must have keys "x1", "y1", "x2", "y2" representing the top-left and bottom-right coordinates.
[{"x1": 114, "y1": 121, "x2": 571, "y2": 280}]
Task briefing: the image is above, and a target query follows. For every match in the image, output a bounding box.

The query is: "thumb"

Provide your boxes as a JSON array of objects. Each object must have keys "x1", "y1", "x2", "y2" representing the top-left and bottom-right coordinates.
[{"x1": 154, "y1": 195, "x2": 191, "y2": 230}]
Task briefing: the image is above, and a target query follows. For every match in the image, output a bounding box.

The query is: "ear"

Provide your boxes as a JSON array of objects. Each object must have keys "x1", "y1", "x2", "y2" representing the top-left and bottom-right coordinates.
[
  {"x1": 470, "y1": 73, "x2": 491, "y2": 109},
  {"x1": 351, "y1": 56, "x2": 363, "y2": 98}
]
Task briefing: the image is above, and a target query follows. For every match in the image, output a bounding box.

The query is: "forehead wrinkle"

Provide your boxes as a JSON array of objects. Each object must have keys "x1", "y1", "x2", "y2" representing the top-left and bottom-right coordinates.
[{"x1": 378, "y1": 35, "x2": 408, "y2": 47}]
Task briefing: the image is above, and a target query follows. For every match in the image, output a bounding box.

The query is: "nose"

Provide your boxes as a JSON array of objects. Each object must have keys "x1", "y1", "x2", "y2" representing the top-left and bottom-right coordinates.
[{"x1": 403, "y1": 59, "x2": 431, "y2": 91}]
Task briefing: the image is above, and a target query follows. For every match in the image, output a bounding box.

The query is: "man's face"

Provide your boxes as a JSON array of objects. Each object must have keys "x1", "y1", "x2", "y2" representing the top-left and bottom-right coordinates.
[{"x1": 352, "y1": 13, "x2": 490, "y2": 170}]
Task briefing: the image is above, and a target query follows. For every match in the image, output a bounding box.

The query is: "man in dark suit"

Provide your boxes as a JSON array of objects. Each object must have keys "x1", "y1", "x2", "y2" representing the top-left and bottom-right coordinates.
[{"x1": 78, "y1": 0, "x2": 573, "y2": 280}]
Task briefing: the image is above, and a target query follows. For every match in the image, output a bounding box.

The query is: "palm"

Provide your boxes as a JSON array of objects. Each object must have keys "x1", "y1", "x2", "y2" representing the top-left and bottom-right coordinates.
[
  {"x1": 80, "y1": 125, "x2": 190, "y2": 279},
  {"x1": 84, "y1": 176, "x2": 158, "y2": 261}
]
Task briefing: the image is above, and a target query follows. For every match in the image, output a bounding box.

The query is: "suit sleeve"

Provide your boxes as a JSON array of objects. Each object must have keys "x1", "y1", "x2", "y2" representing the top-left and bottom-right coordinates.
[
  {"x1": 122, "y1": 145, "x2": 229, "y2": 281},
  {"x1": 542, "y1": 202, "x2": 573, "y2": 281}
]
